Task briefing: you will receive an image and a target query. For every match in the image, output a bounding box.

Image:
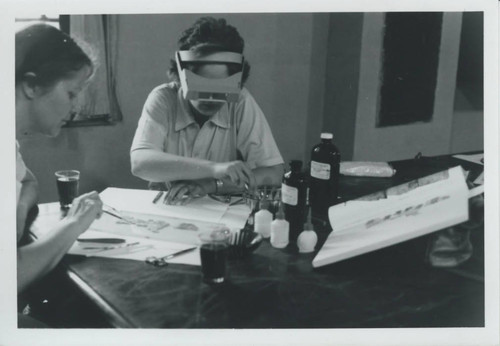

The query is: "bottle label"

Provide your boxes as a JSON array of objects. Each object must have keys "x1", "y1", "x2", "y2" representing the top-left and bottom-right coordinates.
[
  {"x1": 281, "y1": 183, "x2": 298, "y2": 206},
  {"x1": 310, "y1": 161, "x2": 331, "y2": 180}
]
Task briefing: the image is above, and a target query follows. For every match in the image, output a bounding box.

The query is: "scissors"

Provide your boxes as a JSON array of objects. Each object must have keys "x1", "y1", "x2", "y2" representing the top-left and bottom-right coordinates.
[{"x1": 145, "y1": 247, "x2": 197, "y2": 267}]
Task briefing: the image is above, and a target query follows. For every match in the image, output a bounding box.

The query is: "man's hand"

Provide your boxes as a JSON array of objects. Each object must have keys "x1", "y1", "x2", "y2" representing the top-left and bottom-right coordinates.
[
  {"x1": 211, "y1": 161, "x2": 256, "y2": 188},
  {"x1": 164, "y1": 180, "x2": 208, "y2": 205}
]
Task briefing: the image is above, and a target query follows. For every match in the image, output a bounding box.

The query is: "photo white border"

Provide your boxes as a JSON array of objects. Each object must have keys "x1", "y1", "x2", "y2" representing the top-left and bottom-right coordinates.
[{"x1": 0, "y1": 0, "x2": 498, "y2": 345}]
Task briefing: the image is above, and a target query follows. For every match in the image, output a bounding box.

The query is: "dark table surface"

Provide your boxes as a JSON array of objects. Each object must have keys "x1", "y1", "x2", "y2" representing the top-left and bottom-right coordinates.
[{"x1": 32, "y1": 153, "x2": 485, "y2": 328}]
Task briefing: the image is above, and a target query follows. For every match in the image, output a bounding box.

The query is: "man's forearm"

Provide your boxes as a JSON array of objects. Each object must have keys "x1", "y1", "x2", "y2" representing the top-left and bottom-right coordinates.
[{"x1": 131, "y1": 149, "x2": 216, "y2": 182}]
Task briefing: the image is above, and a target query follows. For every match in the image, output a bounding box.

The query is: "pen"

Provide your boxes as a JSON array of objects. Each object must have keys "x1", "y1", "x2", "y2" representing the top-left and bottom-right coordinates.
[
  {"x1": 152, "y1": 191, "x2": 164, "y2": 204},
  {"x1": 160, "y1": 247, "x2": 197, "y2": 261},
  {"x1": 77, "y1": 238, "x2": 125, "y2": 244},
  {"x1": 103, "y1": 209, "x2": 134, "y2": 224},
  {"x1": 83, "y1": 241, "x2": 140, "y2": 251}
]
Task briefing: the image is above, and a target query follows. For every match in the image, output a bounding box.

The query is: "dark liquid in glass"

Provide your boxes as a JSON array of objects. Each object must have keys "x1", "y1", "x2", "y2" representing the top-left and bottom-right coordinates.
[
  {"x1": 200, "y1": 243, "x2": 228, "y2": 283},
  {"x1": 56, "y1": 177, "x2": 79, "y2": 208}
]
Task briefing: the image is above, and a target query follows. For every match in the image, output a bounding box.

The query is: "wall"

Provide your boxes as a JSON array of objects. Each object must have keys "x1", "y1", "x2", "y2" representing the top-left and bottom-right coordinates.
[
  {"x1": 319, "y1": 12, "x2": 483, "y2": 163},
  {"x1": 322, "y1": 13, "x2": 364, "y2": 161},
  {"x1": 19, "y1": 13, "x2": 329, "y2": 203},
  {"x1": 451, "y1": 11, "x2": 484, "y2": 153}
]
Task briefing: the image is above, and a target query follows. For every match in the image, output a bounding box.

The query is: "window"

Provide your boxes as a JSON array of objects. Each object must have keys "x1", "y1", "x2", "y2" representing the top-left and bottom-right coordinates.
[
  {"x1": 15, "y1": 14, "x2": 64, "y2": 32},
  {"x1": 15, "y1": 15, "x2": 122, "y2": 127}
]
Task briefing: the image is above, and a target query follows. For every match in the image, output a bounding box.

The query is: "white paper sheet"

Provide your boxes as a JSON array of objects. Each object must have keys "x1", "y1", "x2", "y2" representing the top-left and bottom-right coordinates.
[
  {"x1": 99, "y1": 188, "x2": 230, "y2": 224},
  {"x1": 473, "y1": 171, "x2": 484, "y2": 185},
  {"x1": 89, "y1": 211, "x2": 227, "y2": 245},
  {"x1": 313, "y1": 166, "x2": 470, "y2": 268},
  {"x1": 219, "y1": 202, "x2": 252, "y2": 229},
  {"x1": 453, "y1": 153, "x2": 484, "y2": 165},
  {"x1": 70, "y1": 229, "x2": 201, "y2": 266}
]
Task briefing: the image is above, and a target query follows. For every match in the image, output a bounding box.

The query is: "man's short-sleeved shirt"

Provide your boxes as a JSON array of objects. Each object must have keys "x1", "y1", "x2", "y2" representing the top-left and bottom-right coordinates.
[{"x1": 131, "y1": 83, "x2": 284, "y2": 174}]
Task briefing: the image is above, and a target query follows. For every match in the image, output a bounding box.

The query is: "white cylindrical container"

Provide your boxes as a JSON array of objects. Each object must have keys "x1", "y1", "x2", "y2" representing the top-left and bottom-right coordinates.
[
  {"x1": 297, "y1": 206, "x2": 318, "y2": 253},
  {"x1": 254, "y1": 200, "x2": 272, "y2": 239},
  {"x1": 297, "y1": 229, "x2": 318, "y2": 253},
  {"x1": 271, "y1": 202, "x2": 289, "y2": 248}
]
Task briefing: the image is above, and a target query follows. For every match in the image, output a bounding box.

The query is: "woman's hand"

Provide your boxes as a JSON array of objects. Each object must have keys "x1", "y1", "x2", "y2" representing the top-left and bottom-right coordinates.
[
  {"x1": 65, "y1": 191, "x2": 103, "y2": 234},
  {"x1": 164, "y1": 180, "x2": 207, "y2": 205},
  {"x1": 212, "y1": 161, "x2": 256, "y2": 188}
]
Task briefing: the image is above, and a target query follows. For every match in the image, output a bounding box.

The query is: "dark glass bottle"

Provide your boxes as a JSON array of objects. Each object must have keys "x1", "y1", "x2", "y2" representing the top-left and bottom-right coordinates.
[
  {"x1": 309, "y1": 133, "x2": 341, "y2": 219},
  {"x1": 281, "y1": 160, "x2": 308, "y2": 244}
]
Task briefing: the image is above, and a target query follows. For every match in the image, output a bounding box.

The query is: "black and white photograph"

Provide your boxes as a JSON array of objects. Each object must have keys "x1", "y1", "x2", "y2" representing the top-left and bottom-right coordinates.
[{"x1": 0, "y1": 0, "x2": 498, "y2": 345}]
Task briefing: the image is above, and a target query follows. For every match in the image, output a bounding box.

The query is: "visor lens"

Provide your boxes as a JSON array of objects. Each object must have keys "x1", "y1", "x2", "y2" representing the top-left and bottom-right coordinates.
[{"x1": 196, "y1": 92, "x2": 229, "y2": 102}]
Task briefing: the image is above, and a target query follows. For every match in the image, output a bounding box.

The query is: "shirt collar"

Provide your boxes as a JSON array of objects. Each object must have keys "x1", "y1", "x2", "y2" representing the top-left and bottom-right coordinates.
[{"x1": 175, "y1": 88, "x2": 231, "y2": 131}]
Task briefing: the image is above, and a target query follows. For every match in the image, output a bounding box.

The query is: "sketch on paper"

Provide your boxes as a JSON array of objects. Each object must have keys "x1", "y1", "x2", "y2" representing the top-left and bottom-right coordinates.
[
  {"x1": 90, "y1": 211, "x2": 225, "y2": 245},
  {"x1": 117, "y1": 216, "x2": 170, "y2": 233}
]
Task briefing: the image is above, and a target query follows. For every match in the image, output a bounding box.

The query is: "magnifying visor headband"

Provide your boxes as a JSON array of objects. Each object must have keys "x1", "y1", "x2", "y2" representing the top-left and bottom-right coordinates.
[{"x1": 176, "y1": 50, "x2": 244, "y2": 103}]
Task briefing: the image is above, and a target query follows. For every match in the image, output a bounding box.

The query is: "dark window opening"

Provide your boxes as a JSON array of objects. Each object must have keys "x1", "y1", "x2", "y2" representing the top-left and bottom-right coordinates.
[{"x1": 377, "y1": 12, "x2": 443, "y2": 127}]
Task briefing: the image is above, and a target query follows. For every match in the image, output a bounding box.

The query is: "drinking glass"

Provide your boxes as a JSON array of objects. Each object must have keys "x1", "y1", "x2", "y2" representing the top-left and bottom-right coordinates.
[
  {"x1": 199, "y1": 228, "x2": 231, "y2": 284},
  {"x1": 55, "y1": 170, "x2": 80, "y2": 209}
]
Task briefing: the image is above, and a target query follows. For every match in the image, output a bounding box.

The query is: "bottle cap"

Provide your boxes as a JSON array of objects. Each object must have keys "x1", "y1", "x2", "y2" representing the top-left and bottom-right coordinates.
[
  {"x1": 320, "y1": 133, "x2": 333, "y2": 140},
  {"x1": 290, "y1": 160, "x2": 303, "y2": 172},
  {"x1": 303, "y1": 206, "x2": 314, "y2": 231}
]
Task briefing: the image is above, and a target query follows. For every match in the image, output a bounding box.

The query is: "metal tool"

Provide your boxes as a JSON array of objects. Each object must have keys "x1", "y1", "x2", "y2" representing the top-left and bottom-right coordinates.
[{"x1": 145, "y1": 247, "x2": 197, "y2": 267}]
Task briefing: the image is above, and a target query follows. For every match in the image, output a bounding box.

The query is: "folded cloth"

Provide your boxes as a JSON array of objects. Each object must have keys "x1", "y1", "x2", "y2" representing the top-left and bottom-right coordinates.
[{"x1": 340, "y1": 161, "x2": 396, "y2": 177}]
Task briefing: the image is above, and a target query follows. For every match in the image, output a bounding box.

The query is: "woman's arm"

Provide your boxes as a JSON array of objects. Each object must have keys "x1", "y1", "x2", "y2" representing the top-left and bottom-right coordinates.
[
  {"x1": 17, "y1": 191, "x2": 103, "y2": 293},
  {"x1": 17, "y1": 217, "x2": 82, "y2": 292},
  {"x1": 17, "y1": 169, "x2": 38, "y2": 237}
]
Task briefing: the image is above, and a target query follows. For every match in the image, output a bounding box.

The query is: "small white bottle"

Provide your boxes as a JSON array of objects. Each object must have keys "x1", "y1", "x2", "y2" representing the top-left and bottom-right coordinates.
[
  {"x1": 297, "y1": 206, "x2": 318, "y2": 253},
  {"x1": 254, "y1": 199, "x2": 272, "y2": 239},
  {"x1": 271, "y1": 201, "x2": 289, "y2": 248}
]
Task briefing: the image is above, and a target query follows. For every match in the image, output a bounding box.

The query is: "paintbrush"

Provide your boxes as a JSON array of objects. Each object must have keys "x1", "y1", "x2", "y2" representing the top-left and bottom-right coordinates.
[{"x1": 102, "y1": 204, "x2": 135, "y2": 225}]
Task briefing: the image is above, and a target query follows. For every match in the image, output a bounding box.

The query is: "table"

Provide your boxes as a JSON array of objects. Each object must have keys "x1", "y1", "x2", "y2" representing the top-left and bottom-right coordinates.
[{"x1": 30, "y1": 153, "x2": 485, "y2": 328}]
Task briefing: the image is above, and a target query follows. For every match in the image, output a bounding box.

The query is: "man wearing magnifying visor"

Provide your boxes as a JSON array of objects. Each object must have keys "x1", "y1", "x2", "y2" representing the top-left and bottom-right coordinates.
[{"x1": 131, "y1": 17, "x2": 284, "y2": 205}]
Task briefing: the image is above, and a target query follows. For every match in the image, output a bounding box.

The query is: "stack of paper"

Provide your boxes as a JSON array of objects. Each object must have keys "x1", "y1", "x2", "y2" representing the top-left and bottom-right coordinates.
[{"x1": 312, "y1": 166, "x2": 470, "y2": 268}]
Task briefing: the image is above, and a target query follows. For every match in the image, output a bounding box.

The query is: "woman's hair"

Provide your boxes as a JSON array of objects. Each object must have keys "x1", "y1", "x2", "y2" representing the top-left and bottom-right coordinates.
[
  {"x1": 168, "y1": 17, "x2": 251, "y2": 84},
  {"x1": 15, "y1": 24, "x2": 95, "y2": 88}
]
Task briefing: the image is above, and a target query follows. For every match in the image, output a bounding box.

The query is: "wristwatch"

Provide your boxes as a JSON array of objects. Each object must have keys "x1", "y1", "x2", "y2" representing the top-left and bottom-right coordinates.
[{"x1": 215, "y1": 179, "x2": 224, "y2": 194}]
